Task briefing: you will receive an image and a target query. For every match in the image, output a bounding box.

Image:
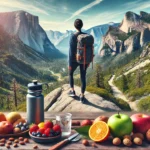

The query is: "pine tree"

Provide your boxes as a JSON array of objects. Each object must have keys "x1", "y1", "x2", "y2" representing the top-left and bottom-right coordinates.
[
  {"x1": 95, "y1": 64, "x2": 104, "y2": 88},
  {"x1": 136, "y1": 69, "x2": 143, "y2": 88},
  {"x1": 10, "y1": 78, "x2": 20, "y2": 109}
]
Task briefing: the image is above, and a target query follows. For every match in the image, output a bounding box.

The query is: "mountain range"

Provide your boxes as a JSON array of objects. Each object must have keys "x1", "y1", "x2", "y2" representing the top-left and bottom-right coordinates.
[{"x1": 100, "y1": 11, "x2": 150, "y2": 57}]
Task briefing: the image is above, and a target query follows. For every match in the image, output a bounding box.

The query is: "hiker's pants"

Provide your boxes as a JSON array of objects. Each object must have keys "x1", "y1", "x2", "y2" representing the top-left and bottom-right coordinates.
[{"x1": 69, "y1": 62, "x2": 89, "y2": 94}]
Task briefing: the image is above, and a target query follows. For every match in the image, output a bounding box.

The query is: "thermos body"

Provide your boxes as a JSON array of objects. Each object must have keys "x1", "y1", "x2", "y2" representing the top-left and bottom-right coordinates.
[
  {"x1": 26, "y1": 80, "x2": 44, "y2": 124},
  {"x1": 27, "y1": 93, "x2": 44, "y2": 124}
]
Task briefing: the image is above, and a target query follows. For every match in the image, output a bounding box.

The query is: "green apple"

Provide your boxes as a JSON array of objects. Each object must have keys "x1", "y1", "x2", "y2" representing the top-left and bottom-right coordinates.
[{"x1": 107, "y1": 112, "x2": 133, "y2": 138}]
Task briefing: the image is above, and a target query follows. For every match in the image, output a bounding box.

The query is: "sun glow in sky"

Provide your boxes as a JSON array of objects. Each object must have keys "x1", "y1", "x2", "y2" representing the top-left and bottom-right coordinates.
[{"x1": 0, "y1": 0, "x2": 150, "y2": 32}]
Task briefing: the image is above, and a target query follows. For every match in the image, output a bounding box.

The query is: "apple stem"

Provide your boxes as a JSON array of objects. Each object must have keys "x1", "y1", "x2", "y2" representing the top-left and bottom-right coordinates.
[{"x1": 118, "y1": 111, "x2": 120, "y2": 117}]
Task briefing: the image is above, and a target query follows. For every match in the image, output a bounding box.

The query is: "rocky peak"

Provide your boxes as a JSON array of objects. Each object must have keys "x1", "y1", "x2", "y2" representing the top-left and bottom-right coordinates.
[
  {"x1": 44, "y1": 84, "x2": 121, "y2": 112},
  {"x1": 125, "y1": 11, "x2": 140, "y2": 21},
  {"x1": 140, "y1": 11, "x2": 149, "y2": 17},
  {"x1": 119, "y1": 11, "x2": 142, "y2": 33}
]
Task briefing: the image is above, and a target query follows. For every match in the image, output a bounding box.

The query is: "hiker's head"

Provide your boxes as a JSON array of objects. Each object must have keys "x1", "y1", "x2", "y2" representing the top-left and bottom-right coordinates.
[{"x1": 74, "y1": 19, "x2": 83, "y2": 31}]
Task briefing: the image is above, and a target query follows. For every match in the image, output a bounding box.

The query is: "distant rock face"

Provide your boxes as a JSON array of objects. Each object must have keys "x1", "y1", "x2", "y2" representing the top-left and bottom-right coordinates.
[
  {"x1": 44, "y1": 84, "x2": 121, "y2": 112},
  {"x1": 46, "y1": 30, "x2": 63, "y2": 45},
  {"x1": 100, "y1": 11, "x2": 150, "y2": 57},
  {"x1": 0, "y1": 11, "x2": 64, "y2": 58}
]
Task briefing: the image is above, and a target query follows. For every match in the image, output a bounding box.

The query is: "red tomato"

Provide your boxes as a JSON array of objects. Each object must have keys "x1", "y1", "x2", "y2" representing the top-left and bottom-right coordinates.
[
  {"x1": 44, "y1": 128, "x2": 51, "y2": 136},
  {"x1": 29, "y1": 124, "x2": 39, "y2": 133},
  {"x1": 53, "y1": 124, "x2": 61, "y2": 132},
  {"x1": 44, "y1": 120, "x2": 53, "y2": 129}
]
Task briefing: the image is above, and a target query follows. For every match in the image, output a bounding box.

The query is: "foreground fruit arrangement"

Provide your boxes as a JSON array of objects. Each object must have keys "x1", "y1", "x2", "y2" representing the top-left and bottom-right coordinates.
[
  {"x1": 0, "y1": 112, "x2": 29, "y2": 134},
  {"x1": 77, "y1": 113, "x2": 150, "y2": 147}
]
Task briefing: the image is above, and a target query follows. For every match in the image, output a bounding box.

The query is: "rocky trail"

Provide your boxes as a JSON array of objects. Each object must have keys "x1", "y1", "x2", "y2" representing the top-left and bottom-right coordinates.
[
  {"x1": 44, "y1": 84, "x2": 120, "y2": 112},
  {"x1": 108, "y1": 75, "x2": 138, "y2": 111}
]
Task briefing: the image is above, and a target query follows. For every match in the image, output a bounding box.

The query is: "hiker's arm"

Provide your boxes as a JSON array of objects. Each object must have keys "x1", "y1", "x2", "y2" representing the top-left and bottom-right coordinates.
[{"x1": 68, "y1": 34, "x2": 75, "y2": 70}]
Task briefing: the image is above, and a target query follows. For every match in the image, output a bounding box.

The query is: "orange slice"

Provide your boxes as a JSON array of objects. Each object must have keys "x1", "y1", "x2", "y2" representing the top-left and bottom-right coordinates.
[{"x1": 89, "y1": 121, "x2": 109, "y2": 142}]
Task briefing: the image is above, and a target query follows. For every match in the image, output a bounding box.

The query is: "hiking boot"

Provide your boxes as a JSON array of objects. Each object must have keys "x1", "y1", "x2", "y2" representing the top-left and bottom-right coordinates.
[
  {"x1": 80, "y1": 95, "x2": 85, "y2": 103},
  {"x1": 68, "y1": 90, "x2": 76, "y2": 97}
]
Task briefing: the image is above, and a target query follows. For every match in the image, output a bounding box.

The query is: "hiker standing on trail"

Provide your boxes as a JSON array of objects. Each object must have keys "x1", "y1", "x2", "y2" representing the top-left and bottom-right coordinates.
[{"x1": 68, "y1": 19, "x2": 94, "y2": 103}]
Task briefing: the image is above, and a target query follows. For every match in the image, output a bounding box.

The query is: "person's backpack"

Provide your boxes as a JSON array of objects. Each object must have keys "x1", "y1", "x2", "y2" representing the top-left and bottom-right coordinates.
[{"x1": 76, "y1": 34, "x2": 94, "y2": 69}]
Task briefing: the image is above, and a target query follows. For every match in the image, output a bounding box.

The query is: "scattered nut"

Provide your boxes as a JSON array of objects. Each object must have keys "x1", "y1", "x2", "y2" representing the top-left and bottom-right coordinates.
[
  {"x1": 6, "y1": 144, "x2": 10, "y2": 149},
  {"x1": 19, "y1": 141, "x2": 25, "y2": 145},
  {"x1": 9, "y1": 137, "x2": 14, "y2": 141},
  {"x1": 112, "y1": 137, "x2": 121, "y2": 146},
  {"x1": 24, "y1": 138, "x2": 29, "y2": 143},
  {"x1": 123, "y1": 138, "x2": 132, "y2": 147},
  {"x1": 132, "y1": 133, "x2": 144, "y2": 140},
  {"x1": 33, "y1": 145, "x2": 38, "y2": 149},
  {"x1": 0, "y1": 142, "x2": 5, "y2": 146},
  {"x1": 133, "y1": 137, "x2": 142, "y2": 145},
  {"x1": 13, "y1": 143, "x2": 18, "y2": 147},
  {"x1": 6, "y1": 141, "x2": 12, "y2": 145},
  {"x1": 123, "y1": 135, "x2": 132, "y2": 141},
  {"x1": 0, "y1": 138, "x2": 6, "y2": 143},
  {"x1": 14, "y1": 139, "x2": 19, "y2": 143},
  {"x1": 72, "y1": 121, "x2": 80, "y2": 126},
  {"x1": 19, "y1": 137, "x2": 24, "y2": 141},
  {"x1": 82, "y1": 139, "x2": 89, "y2": 146},
  {"x1": 91, "y1": 142, "x2": 97, "y2": 147}
]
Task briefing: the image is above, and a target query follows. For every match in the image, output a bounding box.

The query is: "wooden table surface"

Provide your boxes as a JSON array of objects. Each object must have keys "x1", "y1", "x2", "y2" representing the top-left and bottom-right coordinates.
[{"x1": 0, "y1": 112, "x2": 150, "y2": 150}]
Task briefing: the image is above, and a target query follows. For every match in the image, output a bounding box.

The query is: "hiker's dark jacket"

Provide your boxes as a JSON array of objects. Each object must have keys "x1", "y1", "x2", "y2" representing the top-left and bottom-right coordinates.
[{"x1": 68, "y1": 31, "x2": 84, "y2": 67}]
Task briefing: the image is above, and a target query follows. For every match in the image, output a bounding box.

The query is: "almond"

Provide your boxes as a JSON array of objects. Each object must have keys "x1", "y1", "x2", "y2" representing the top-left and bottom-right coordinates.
[
  {"x1": 24, "y1": 138, "x2": 29, "y2": 143},
  {"x1": 33, "y1": 145, "x2": 38, "y2": 149},
  {"x1": 14, "y1": 139, "x2": 19, "y2": 143},
  {"x1": 19, "y1": 141, "x2": 25, "y2": 145},
  {"x1": 9, "y1": 137, "x2": 14, "y2": 141},
  {"x1": 6, "y1": 141, "x2": 12, "y2": 145},
  {"x1": 91, "y1": 142, "x2": 97, "y2": 147},
  {"x1": 19, "y1": 137, "x2": 24, "y2": 141},
  {"x1": 6, "y1": 144, "x2": 10, "y2": 149},
  {"x1": 0, "y1": 142, "x2": 5, "y2": 146},
  {"x1": 0, "y1": 138, "x2": 6, "y2": 143},
  {"x1": 13, "y1": 143, "x2": 18, "y2": 147},
  {"x1": 82, "y1": 139, "x2": 89, "y2": 146}
]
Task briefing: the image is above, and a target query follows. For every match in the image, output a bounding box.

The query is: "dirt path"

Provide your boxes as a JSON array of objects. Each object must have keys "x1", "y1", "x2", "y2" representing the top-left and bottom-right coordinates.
[
  {"x1": 50, "y1": 71, "x2": 63, "y2": 81},
  {"x1": 108, "y1": 75, "x2": 138, "y2": 111}
]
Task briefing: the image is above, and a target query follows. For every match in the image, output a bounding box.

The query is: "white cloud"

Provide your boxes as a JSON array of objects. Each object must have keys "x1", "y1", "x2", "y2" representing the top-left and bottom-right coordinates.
[
  {"x1": 0, "y1": 0, "x2": 49, "y2": 15},
  {"x1": 64, "y1": 0, "x2": 103, "y2": 22}
]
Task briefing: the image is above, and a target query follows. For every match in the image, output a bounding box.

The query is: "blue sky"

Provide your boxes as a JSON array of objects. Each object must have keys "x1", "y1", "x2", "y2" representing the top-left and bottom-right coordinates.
[{"x1": 0, "y1": 0, "x2": 150, "y2": 32}]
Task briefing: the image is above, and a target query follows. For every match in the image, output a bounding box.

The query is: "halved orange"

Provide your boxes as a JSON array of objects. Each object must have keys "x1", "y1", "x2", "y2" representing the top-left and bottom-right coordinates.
[{"x1": 89, "y1": 121, "x2": 110, "y2": 142}]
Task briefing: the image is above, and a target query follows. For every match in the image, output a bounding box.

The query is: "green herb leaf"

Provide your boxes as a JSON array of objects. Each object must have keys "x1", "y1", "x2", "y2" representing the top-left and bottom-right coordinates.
[{"x1": 75, "y1": 125, "x2": 91, "y2": 139}]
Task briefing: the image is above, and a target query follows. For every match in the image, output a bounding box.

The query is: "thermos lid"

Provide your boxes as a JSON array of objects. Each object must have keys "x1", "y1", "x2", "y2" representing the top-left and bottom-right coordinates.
[{"x1": 27, "y1": 80, "x2": 42, "y2": 91}]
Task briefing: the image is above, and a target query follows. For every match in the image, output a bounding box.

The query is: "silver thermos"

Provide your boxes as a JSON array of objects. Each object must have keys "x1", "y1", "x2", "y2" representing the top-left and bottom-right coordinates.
[{"x1": 26, "y1": 80, "x2": 44, "y2": 124}]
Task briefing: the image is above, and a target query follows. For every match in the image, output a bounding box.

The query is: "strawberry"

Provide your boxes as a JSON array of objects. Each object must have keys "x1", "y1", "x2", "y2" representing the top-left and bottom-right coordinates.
[
  {"x1": 44, "y1": 120, "x2": 53, "y2": 129},
  {"x1": 37, "y1": 127, "x2": 46, "y2": 134},
  {"x1": 44, "y1": 128, "x2": 51, "y2": 136},
  {"x1": 53, "y1": 124, "x2": 61, "y2": 132},
  {"x1": 29, "y1": 124, "x2": 39, "y2": 133}
]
